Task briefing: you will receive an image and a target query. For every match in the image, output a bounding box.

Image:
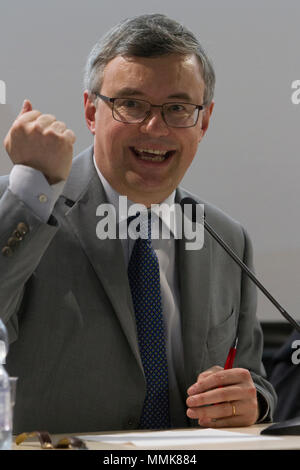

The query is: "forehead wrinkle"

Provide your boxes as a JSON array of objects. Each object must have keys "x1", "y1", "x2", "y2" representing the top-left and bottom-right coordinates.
[{"x1": 101, "y1": 54, "x2": 204, "y2": 103}]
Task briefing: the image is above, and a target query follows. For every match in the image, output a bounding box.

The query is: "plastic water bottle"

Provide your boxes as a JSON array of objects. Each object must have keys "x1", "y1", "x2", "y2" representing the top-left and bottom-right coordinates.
[{"x1": 0, "y1": 319, "x2": 12, "y2": 450}]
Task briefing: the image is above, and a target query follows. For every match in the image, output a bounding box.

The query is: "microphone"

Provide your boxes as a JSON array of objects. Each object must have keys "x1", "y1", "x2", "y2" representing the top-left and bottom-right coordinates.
[{"x1": 180, "y1": 197, "x2": 300, "y2": 334}]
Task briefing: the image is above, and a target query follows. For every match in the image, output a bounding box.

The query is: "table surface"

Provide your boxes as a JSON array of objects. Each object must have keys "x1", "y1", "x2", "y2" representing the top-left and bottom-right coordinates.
[{"x1": 12, "y1": 424, "x2": 300, "y2": 451}]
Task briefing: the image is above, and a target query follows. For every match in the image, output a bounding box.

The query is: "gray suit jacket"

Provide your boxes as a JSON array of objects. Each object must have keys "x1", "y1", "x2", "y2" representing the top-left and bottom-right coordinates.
[{"x1": 0, "y1": 146, "x2": 276, "y2": 433}]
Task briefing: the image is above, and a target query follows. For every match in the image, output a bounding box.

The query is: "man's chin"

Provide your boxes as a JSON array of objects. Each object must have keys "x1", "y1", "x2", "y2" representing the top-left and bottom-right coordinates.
[{"x1": 124, "y1": 180, "x2": 175, "y2": 206}]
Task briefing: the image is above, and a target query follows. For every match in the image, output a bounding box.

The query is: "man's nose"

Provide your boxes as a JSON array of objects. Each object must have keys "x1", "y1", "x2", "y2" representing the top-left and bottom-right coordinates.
[{"x1": 139, "y1": 107, "x2": 170, "y2": 136}]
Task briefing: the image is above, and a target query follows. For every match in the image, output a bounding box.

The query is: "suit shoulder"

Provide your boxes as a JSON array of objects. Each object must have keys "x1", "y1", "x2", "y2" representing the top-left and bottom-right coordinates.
[{"x1": 178, "y1": 186, "x2": 244, "y2": 232}]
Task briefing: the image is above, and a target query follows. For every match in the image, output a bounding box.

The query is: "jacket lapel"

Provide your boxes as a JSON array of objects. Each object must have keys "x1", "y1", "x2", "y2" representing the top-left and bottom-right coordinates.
[
  {"x1": 56, "y1": 146, "x2": 143, "y2": 371},
  {"x1": 175, "y1": 188, "x2": 212, "y2": 390}
]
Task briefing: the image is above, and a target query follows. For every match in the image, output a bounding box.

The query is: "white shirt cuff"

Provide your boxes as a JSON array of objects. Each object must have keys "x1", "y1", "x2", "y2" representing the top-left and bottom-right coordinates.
[{"x1": 9, "y1": 165, "x2": 65, "y2": 223}]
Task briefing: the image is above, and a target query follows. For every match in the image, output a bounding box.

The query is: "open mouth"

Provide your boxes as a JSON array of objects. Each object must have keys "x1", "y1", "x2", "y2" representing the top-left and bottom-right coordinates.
[{"x1": 130, "y1": 147, "x2": 176, "y2": 162}]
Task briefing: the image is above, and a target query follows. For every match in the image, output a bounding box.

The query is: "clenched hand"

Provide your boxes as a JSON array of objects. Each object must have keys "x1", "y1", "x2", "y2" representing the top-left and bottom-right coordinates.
[{"x1": 4, "y1": 99, "x2": 76, "y2": 184}]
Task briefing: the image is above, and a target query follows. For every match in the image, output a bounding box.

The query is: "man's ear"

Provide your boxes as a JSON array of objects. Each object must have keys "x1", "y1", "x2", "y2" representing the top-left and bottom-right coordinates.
[
  {"x1": 84, "y1": 90, "x2": 97, "y2": 135},
  {"x1": 199, "y1": 100, "x2": 214, "y2": 142}
]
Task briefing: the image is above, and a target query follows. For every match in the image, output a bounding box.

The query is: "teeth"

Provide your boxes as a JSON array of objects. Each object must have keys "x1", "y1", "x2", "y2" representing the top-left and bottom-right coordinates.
[
  {"x1": 133, "y1": 147, "x2": 171, "y2": 162},
  {"x1": 139, "y1": 155, "x2": 165, "y2": 162},
  {"x1": 136, "y1": 148, "x2": 168, "y2": 156}
]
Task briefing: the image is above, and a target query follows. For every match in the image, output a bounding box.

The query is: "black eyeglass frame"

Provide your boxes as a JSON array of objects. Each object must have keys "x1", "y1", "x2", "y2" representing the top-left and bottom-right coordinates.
[{"x1": 94, "y1": 92, "x2": 205, "y2": 128}]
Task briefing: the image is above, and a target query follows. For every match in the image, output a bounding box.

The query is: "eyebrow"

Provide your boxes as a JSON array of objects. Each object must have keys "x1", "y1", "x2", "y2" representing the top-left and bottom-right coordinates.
[
  {"x1": 115, "y1": 88, "x2": 144, "y2": 97},
  {"x1": 167, "y1": 92, "x2": 193, "y2": 101},
  {"x1": 115, "y1": 88, "x2": 193, "y2": 101}
]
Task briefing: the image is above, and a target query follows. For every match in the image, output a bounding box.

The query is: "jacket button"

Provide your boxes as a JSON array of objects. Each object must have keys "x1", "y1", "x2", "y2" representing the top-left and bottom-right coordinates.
[
  {"x1": 12, "y1": 229, "x2": 23, "y2": 240},
  {"x1": 17, "y1": 222, "x2": 29, "y2": 235},
  {"x1": 38, "y1": 194, "x2": 48, "y2": 203},
  {"x1": 2, "y1": 246, "x2": 13, "y2": 257},
  {"x1": 7, "y1": 237, "x2": 19, "y2": 248}
]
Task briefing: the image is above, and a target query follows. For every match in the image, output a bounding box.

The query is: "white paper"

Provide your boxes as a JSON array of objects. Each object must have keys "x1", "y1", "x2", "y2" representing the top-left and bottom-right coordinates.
[{"x1": 78, "y1": 428, "x2": 280, "y2": 447}]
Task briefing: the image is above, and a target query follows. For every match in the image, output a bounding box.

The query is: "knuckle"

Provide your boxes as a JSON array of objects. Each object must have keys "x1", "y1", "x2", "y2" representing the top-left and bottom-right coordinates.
[
  {"x1": 54, "y1": 120, "x2": 66, "y2": 129},
  {"x1": 31, "y1": 110, "x2": 42, "y2": 121},
  {"x1": 66, "y1": 128, "x2": 76, "y2": 139},
  {"x1": 248, "y1": 385, "x2": 257, "y2": 398},
  {"x1": 32, "y1": 122, "x2": 44, "y2": 133},
  {"x1": 65, "y1": 131, "x2": 76, "y2": 145},
  {"x1": 45, "y1": 128, "x2": 66, "y2": 143},
  {"x1": 39, "y1": 113, "x2": 56, "y2": 122},
  {"x1": 215, "y1": 372, "x2": 225, "y2": 386},
  {"x1": 239, "y1": 368, "x2": 251, "y2": 381},
  {"x1": 44, "y1": 128, "x2": 58, "y2": 138}
]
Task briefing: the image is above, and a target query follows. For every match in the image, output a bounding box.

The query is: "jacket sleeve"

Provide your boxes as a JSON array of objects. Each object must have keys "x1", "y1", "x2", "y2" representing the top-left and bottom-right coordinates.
[
  {"x1": 235, "y1": 226, "x2": 277, "y2": 422},
  {"x1": 0, "y1": 180, "x2": 59, "y2": 343}
]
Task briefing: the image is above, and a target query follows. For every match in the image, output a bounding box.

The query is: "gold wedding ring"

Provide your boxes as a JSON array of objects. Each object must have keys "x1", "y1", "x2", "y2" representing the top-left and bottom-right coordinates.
[{"x1": 231, "y1": 403, "x2": 236, "y2": 417}]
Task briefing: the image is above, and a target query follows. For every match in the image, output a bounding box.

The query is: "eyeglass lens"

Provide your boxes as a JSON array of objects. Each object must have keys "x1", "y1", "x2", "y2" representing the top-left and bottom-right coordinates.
[{"x1": 113, "y1": 98, "x2": 199, "y2": 127}]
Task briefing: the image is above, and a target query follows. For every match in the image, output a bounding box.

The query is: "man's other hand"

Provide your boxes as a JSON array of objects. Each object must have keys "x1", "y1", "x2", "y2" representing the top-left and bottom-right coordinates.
[{"x1": 186, "y1": 366, "x2": 259, "y2": 427}]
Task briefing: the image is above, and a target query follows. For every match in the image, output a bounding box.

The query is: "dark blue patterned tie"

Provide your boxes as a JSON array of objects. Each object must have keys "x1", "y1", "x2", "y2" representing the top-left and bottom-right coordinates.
[{"x1": 128, "y1": 212, "x2": 170, "y2": 429}]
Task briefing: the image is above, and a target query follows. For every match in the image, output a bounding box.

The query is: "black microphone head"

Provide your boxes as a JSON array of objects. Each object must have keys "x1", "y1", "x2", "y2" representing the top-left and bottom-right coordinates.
[
  {"x1": 180, "y1": 197, "x2": 205, "y2": 224},
  {"x1": 180, "y1": 197, "x2": 195, "y2": 207}
]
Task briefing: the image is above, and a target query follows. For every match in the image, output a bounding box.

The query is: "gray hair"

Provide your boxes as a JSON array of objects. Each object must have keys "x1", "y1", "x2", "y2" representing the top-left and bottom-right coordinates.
[{"x1": 84, "y1": 14, "x2": 215, "y2": 106}]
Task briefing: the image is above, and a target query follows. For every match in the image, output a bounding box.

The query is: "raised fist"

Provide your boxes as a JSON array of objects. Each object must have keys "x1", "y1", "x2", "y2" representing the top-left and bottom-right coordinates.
[{"x1": 4, "y1": 99, "x2": 76, "y2": 184}]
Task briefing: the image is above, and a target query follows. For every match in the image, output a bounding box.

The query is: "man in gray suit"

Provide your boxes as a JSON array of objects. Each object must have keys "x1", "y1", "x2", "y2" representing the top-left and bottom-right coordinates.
[{"x1": 0, "y1": 14, "x2": 276, "y2": 434}]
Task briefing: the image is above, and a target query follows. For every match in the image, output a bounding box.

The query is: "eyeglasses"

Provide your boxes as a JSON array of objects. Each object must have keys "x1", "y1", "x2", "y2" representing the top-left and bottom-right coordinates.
[{"x1": 94, "y1": 93, "x2": 204, "y2": 128}]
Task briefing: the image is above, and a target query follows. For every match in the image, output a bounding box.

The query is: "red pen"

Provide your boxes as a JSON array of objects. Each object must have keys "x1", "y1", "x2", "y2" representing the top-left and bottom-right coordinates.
[
  {"x1": 216, "y1": 337, "x2": 238, "y2": 391},
  {"x1": 224, "y1": 337, "x2": 238, "y2": 369}
]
